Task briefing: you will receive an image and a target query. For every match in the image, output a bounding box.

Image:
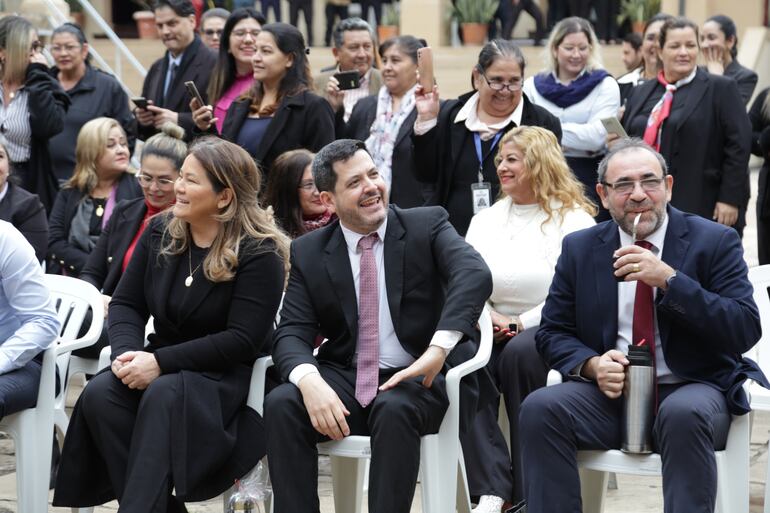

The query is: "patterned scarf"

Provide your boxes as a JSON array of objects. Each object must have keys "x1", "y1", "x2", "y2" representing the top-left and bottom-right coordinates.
[
  {"x1": 302, "y1": 210, "x2": 336, "y2": 235},
  {"x1": 365, "y1": 84, "x2": 417, "y2": 189},
  {"x1": 642, "y1": 69, "x2": 697, "y2": 151}
]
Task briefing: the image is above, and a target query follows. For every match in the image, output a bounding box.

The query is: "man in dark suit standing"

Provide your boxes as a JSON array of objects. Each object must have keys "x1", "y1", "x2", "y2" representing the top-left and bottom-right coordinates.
[
  {"x1": 519, "y1": 138, "x2": 767, "y2": 513},
  {"x1": 265, "y1": 139, "x2": 492, "y2": 513},
  {"x1": 134, "y1": 0, "x2": 217, "y2": 141}
]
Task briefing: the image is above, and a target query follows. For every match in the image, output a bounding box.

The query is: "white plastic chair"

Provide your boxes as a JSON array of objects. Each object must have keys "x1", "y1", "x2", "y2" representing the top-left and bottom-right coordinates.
[
  {"x1": 746, "y1": 264, "x2": 770, "y2": 512},
  {"x1": 3, "y1": 275, "x2": 103, "y2": 513},
  {"x1": 545, "y1": 367, "x2": 750, "y2": 513},
  {"x1": 251, "y1": 306, "x2": 494, "y2": 513}
]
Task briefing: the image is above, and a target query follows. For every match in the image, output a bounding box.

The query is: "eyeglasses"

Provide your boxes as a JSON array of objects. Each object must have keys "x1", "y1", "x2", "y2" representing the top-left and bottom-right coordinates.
[
  {"x1": 480, "y1": 72, "x2": 522, "y2": 92},
  {"x1": 602, "y1": 177, "x2": 665, "y2": 195},
  {"x1": 298, "y1": 180, "x2": 317, "y2": 192},
  {"x1": 558, "y1": 44, "x2": 592, "y2": 54},
  {"x1": 136, "y1": 173, "x2": 176, "y2": 188},
  {"x1": 30, "y1": 40, "x2": 42, "y2": 53},
  {"x1": 232, "y1": 29, "x2": 261, "y2": 39},
  {"x1": 202, "y1": 29, "x2": 223, "y2": 37},
  {"x1": 50, "y1": 44, "x2": 81, "y2": 54}
]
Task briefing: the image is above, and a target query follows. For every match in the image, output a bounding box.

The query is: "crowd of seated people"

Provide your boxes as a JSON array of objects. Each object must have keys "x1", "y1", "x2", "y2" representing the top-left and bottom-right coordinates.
[{"x1": 0, "y1": 1, "x2": 766, "y2": 512}]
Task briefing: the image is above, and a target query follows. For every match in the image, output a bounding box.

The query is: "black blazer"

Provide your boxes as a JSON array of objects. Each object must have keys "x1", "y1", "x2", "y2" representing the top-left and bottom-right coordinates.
[
  {"x1": 53, "y1": 215, "x2": 285, "y2": 505},
  {"x1": 412, "y1": 92, "x2": 562, "y2": 235},
  {"x1": 139, "y1": 37, "x2": 217, "y2": 141},
  {"x1": 47, "y1": 173, "x2": 143, "y2": 275},
  {"x1": 343, "y1": 95, "x2": 427, "y2": 208},
  {"x1": 272, "y1": 205, "x2": 493, "y2": 430},
  {"x1": 80, "y1": 197, "x2": 146, "y2": 295},
  {"x1": 623, "y1": 68, "x2": 752, "y2": 221},
  {"x1": 536, "y1": 206, "x2": 767, "y2": 415},
  {"x1": 724, "y1": 60, "x2": 758, "y2": 106},
  {"x1": 217, "y1": 90, "x2": 335, "y2": 182},
  {"x1": 0, "y1": 182, "x2": 47, "y2": 262}
]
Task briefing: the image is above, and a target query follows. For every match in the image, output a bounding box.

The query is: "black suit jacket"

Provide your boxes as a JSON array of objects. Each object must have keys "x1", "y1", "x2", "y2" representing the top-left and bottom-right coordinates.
[
  {"x1": 273, "y1": 206, "x2": 493, "y2": 429},
  {"x1": 412, "y1": 92, "x2": 562, "y2": 235},
  {"x1": 724, "y1": 60, "x2": 758, "y2": 106},
  {"x1": 217, "y1": 90, "x2": 335, "y2": 182},
  {"x1": 139, "y1": 37, "x2": 217, "y2": 141},
  {"x1": 47, "y1": 172, "x2": 143, "y2": 275},
  {"x1": 536, "y1": 206, "x2": 767, "y2": 414},
  {"x1": 80, "y1": 197, "x2": 146, "y2": 295},
  {"x1": 343, "y1": 95, "x2": 427, "y2": 208},
  {"x1": 0, "y1": 183, "x2": 47, "y2": 262},
  {"x1": 623, "y1": 68, "x2": 752, "y2": 219}
]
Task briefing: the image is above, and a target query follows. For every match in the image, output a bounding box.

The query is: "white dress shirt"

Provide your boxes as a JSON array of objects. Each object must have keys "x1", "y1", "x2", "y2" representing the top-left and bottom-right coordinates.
[
  {"x1": 465, "y1": 197, "x2": 594, "y2": 329},
  {"x1": 413, "y1": 91, "x2": 524, "y2": 137},
  {"x1": 522, "y1": 73, "x2": 620, "y2": 158},
  {"x1": 289, "y1": 219, "x2": 462, "y2": 386},
  {"x1": 615, "y1": 215, "x2": 680, "y2": 383},
  {"x1": 0, "y1": 221, "x2": 59, "y2": 374}
]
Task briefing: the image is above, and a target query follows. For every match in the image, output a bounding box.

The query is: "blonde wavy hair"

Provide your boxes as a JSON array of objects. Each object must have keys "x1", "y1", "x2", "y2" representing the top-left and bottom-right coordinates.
[
  {"x1": 543, "y1": 16, "x2": 603, "y2": 74},
  {"x1": 66, "y1": 117, "x2": 132, "y2": 194},
  {"x1": 0, "y1": 16, "x2": 34, "y2": 85},
  {"x1": 495, "y1": 126, "x2": 597, "y2": 224},
  {"x1": 161, "y1": 136, "x2": 290, "y2": 282}
]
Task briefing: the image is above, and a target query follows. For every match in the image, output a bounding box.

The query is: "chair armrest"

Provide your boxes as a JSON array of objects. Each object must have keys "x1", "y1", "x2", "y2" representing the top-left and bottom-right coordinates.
[
  {"x1": 546, "y1": 369, "x2": 563, "y2": 386},
  {"x1": 248, "y1": 356, "x2": 274, "y2": 415},
  {"x1": 444, "y1": 306, "x2": 493, "y2": 411}
]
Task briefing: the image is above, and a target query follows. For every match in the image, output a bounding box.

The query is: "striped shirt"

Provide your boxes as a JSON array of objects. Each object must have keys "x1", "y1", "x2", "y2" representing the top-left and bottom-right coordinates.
[
  {"x1": 0, "y1": 84, "x2": 31, "y2": 163},
  {"x1": 342, "y1": 69, "x2": 372, "y2": 123}
]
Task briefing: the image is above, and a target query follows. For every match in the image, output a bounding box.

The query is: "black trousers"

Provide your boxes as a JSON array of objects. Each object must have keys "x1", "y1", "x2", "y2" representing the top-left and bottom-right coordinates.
[
  {"x1": 758, "y1": 165, "x2": 770, "y2": 264},
  {"x1": 358, "y1": 0, "x2": 382, "y2": 26},
  {"x1": 503, "y1": 0, "x2": 546, "y2": 40},
  {"x1": 461, "y1": 327, "x2": 547, "y2": 503},
  {"x1": 265, "y1": 364, "x2": 449, "y2": 513},
  {"x1": 520, "y1": 380, "x2": 731, "y2": 513},
  {"x1": 289, "y1": 0, "x2": 314, "y2": 46},
  {"x1": 324, "y1": 4, "x2": 349, "y2": 46},
  {"x1": 0, "y1": 357, "x2": 42, "y2": 418},
  {"x1": 261, "y1": 0, "x2": 282, "y2": 21},
  {"x1": 77, "y1": 371, "x2": 186, "y2": 513}
]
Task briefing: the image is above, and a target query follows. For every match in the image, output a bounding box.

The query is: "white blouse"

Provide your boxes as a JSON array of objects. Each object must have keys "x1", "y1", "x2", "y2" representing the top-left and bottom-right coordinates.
[
  {"x1": 465, "y1": 196, "x2": 595, "y2": 329},
  {"x1": 523, "y1": 74, "x2": 620, "y2": 158}
]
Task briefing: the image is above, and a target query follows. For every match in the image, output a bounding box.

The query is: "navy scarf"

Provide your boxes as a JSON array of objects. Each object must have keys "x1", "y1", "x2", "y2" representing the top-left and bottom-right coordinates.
[{"x1": 533, "y1": 69, "x2": 610, "y2": 108}]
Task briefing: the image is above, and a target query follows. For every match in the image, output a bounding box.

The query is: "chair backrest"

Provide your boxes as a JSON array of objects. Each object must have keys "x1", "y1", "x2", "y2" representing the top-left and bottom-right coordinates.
[{"x1": 748, "y1": 265, "x2": 770, "y2": 373}]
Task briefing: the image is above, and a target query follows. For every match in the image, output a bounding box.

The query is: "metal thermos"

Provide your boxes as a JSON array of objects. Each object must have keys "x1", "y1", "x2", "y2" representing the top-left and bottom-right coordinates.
[{"x1": 621, "y1": 344, "x2": 655, "y2": 454}]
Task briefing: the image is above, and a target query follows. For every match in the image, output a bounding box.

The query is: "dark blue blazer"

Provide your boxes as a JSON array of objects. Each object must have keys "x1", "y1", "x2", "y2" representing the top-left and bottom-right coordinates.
[{"x1": 536, "y1": 206, "x2": 767, "y2": 414}]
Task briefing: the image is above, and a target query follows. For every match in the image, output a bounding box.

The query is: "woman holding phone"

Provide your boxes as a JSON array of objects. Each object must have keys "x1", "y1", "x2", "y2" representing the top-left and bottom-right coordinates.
[
  {"x1": 191, "y1": 22, "x2": 334, "y2": 185},
  {"x1": 342, "y1": 35, "x2": 427, "y2": 208}
]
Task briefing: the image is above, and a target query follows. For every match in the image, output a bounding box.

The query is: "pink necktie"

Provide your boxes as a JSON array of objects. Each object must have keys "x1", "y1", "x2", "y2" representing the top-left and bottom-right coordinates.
[{"x1": 355, "y1": 233, "x2": 380, "y2": 407}]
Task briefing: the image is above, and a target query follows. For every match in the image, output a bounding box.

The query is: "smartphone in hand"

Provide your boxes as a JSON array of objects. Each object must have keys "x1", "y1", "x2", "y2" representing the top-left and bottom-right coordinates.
[
  {"x1": 131, "y1": 97, "x2": 149, "y2": 110},
  {"x1": 184, "y1": 81, "x2": 205, "y2": 107},
  {"x1": 417, "y1": 47, "x2": 435, "y2": 91},
  {"x1": 334, "y1": 70, "x2": 361, "y2": 90}
]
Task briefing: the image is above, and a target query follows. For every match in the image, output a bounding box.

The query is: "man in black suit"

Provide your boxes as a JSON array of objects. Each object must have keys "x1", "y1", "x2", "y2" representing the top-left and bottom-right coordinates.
[
  {"x1": 519, "y1": 139, "x2": 767, "y2": 513},
  {"x1": 134, "y1": 0, "x2": 217, "y2": 141},
  {"x1": 265, "y1": 139, "x2": 492, "y2": 513}
]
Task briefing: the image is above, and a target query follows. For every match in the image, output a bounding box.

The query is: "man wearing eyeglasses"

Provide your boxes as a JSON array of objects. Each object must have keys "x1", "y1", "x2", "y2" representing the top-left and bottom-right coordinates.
[
  {"x1": 518, "y1": 138, "x2": 767, "y2": 513},
  {"x1": 135, "y1": 0, "x2": 217, "y2": 142},
  {"x1": 199, "y1": 8, "x2": 229, "y2": 50}
]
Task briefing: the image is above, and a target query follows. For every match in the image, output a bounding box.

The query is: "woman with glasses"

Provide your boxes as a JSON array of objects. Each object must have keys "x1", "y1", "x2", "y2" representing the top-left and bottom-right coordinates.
[
  {"x1": 523, "y1": 17, "x2": 620, "y2": 219},
  {"x1": 76, "y1": 123, "x2": 185, "y2": 358},
  {"x1": 204, "y1": 8, "x2": 266, "y2": 133},
  {"x1": 199, "y1": 8, "x2": 229, "y2": 50},
  {"x1": 413, "y1": 39, "x2": 561, "y2": 236},
  {"x1": 0, "y1": 15, "x2": 69, "y2": 212},
  {"x1": 620, "y1": 17, "x2": 751, "y2": 235},
  {"x1": 265, "y1": 149, "x2": 336, "y2": 238},
  {"x1": 192, "y1": 23, "x2": 334, "y2": 185},
  {"x1": 47, "y1": 117, "x2": 142, "y2": 276},
  {"x1": 48, "y1": 22, "x2": 135, "y2": 185},
  {"x1": 341, "y1": 35, "x2": 428, "y2": 208}
]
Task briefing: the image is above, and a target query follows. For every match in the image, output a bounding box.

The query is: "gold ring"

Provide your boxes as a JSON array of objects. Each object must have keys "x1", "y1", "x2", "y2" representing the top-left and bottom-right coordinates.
[{"x1": 633, "y1": 263, "x2": 641, "y2": 273}]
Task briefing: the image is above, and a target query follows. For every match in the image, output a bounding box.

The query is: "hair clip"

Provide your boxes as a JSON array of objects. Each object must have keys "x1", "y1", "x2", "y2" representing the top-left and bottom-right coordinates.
[{"x1": 305, "y1": 47, "x2": 310, "y2": 55}]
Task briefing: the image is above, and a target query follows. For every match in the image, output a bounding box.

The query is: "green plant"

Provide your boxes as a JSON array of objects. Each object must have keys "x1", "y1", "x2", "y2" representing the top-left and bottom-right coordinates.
[
  {"x1": 381, "y1": 2, "x2": 399, "y2": 27},
  {"x1": 450, "y1": 0, "x2": 498, "y2": 24},
  {"x1": 617, "y1": 0, "x2": 661, "y2": 25},
  {"x1": 65, "y1": 0, "x2": 83, "y2": 13}
]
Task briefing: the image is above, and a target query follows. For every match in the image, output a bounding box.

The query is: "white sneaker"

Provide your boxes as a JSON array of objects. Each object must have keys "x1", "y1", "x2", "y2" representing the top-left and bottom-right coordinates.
[{"x1": 472, "y1": 495, "x2": 505, "y2": 513}]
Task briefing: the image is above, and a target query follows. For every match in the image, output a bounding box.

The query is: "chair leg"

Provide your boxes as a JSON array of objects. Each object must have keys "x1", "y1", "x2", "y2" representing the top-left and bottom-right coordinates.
[
  {"x1": 579, "y1": 468, "x2": 609, "y2": 513},
  {"x1": 330, "y1": 455, "x2": 366, "y2": 513},
  {"x1": 715, "y1": 413, "x2": 750, "y2": 513},
  {"x1": 765, "y1": 441, "x2": 770, "y2": 513},
  {"x1": 456, "y1": 446, "x2": 472, "y2": 513},
  {"x1": 420, "y1": 433, "x2": 459, "y2": 513}
]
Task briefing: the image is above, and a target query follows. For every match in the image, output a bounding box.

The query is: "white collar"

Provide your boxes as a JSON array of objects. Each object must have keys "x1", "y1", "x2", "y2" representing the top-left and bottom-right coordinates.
[
  {"x1": 454, "y1": 92, "x2": 524, "y2": 137},
  {"x1": 340, "y1": 216, "x2": 388, "y2": 253},
  {"x1": 0, "y1": 182, "x2": 8, "y2": 203}
]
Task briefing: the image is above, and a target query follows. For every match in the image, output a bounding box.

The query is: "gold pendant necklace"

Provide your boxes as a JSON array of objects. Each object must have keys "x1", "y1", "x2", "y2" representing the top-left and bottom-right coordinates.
[
  {"x1": 186, "y1": 245, "x2": 203, "y2": 287},
  {"x1": 95, "y1": 204, "x2": 104, "y2": 217}
]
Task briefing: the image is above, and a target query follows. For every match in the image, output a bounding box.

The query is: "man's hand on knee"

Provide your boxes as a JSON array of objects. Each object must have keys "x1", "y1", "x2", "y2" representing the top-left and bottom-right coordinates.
[
  {"x1": 297, "y1": 373, "x2": 351, "y2": 440},
  {"x1": 583, "y1": 350, "x2": 628, "y2": 399},
  {"x1": 379, "y1": 345, "x2": 446, "y2": 391}
]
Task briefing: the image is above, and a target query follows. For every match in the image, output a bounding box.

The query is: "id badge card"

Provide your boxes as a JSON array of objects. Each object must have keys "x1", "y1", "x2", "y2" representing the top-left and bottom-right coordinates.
[{"x1": 471, "y1": 182, "x2": 492, "y2": 214}]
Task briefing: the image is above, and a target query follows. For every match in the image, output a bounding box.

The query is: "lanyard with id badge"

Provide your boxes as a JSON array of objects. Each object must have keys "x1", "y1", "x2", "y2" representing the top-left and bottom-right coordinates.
[{"x1": 471, "y1": 131, "x2": 504, "y2": 214}]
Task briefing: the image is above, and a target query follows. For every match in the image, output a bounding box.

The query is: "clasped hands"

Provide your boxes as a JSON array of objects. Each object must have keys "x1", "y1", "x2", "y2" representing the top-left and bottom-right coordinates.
[
  {"x1": 297, "y1": 346, "x2": 446, "y2": 441},
  {"x1": 111, "y1": 351, "x2": 161, "y2": 390},
  {"x1": 613, "y1": 244, "x2": 675, "y2": 290}
]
